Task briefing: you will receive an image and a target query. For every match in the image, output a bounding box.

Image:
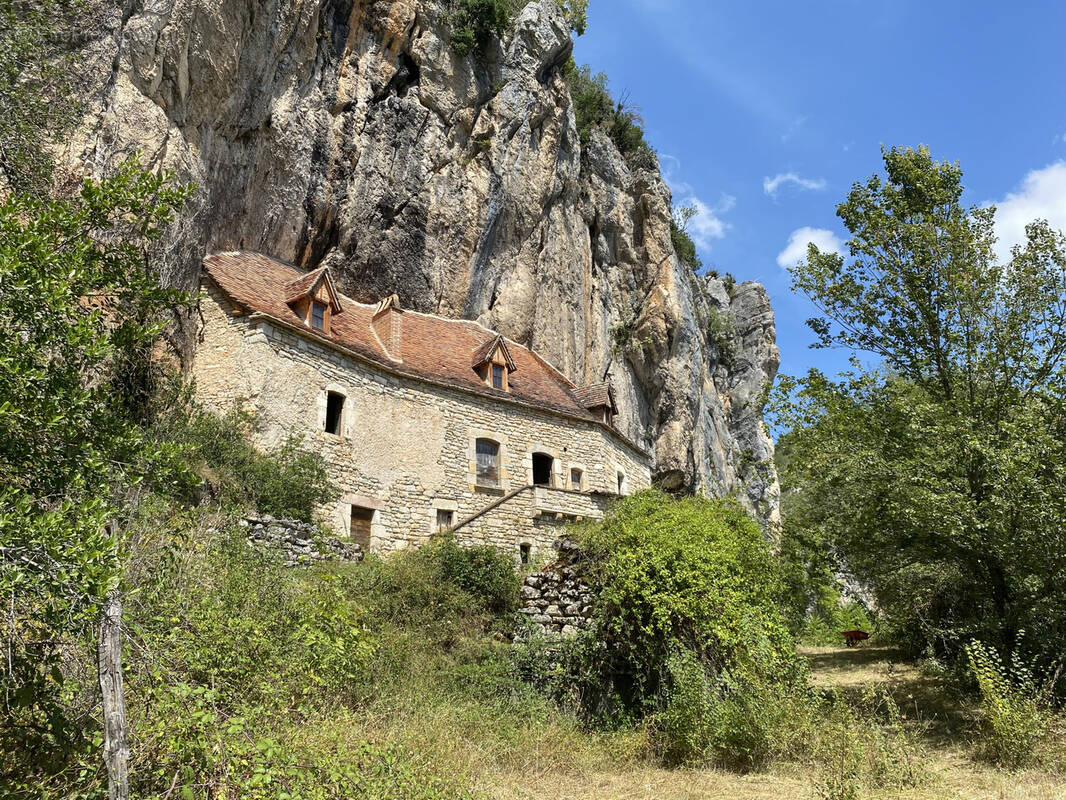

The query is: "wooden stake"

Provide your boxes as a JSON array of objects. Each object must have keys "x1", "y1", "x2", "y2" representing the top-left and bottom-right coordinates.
[{"x1": 98, "y1": 588, "x2": 129, "y2": 799}]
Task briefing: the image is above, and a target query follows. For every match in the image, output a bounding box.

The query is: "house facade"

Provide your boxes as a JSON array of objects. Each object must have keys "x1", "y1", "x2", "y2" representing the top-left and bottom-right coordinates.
[{"x1": 192, "y1": 252, "x2": 651, "y2": 562}]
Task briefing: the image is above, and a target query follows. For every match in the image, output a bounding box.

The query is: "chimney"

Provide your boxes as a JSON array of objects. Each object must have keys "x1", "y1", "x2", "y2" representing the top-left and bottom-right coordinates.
[{"x1": 372, "y1": 294, "x2": 403, "y2": 361}]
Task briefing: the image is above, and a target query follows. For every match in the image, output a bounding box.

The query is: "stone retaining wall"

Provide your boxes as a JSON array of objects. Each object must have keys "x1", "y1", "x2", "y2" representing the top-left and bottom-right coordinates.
[
  {"x1": 516, "y1": 541, "x2": 595, "y2": 637},
  {"x1": 242, "y1": 516, "x2": 363, "y2": 567}
]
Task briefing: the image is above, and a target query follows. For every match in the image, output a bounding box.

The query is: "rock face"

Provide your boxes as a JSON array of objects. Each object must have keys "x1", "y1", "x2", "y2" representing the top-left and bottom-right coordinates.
[{"x1": 65, "y1": 0, "x2": 780, "y2": 526}]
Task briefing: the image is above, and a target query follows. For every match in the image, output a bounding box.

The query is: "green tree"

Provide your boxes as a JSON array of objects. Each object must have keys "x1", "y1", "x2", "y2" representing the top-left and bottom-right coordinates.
[
  {"x1": 776, "y1": 146, "x2": 1066, "y2": 677},
  {"x1": 0, "y1": 0, "x2": 84, "y2": 193},
  {"x1": 0, "y1": 159, "x2": 191, "y2": 784},
  {"x1": 671, "y1": 202, "x2": 703, "y2": 273}
]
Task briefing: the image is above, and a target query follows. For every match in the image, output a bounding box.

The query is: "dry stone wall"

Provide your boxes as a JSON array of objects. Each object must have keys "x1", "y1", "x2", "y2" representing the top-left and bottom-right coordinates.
[
  {"x1": 516, "y1": 541, "x2": 595, "y2": 637},
  {"x1": 242, "y1": 515, "x2": 363, "y2": 567}
]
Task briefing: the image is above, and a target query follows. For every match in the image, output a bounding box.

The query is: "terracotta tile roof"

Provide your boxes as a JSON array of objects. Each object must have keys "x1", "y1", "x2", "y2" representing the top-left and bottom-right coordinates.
[
  {"x1": 202, "y1": 251, "x2": 608, "y2": 424},
  {"x1": 573, "y1": 381, "x2": 617, "y2": 413}
]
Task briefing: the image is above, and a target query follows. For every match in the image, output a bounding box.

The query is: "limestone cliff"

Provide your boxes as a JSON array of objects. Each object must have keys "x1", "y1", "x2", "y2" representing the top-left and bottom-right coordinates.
[{"x1": 65, "y1": 0, "x2": 780, "y2": 525}]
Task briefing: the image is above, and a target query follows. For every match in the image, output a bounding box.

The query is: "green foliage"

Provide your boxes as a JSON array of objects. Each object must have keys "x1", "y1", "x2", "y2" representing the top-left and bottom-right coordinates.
[
  {"x1": 670, "y1": 203, "x2": 703, "y2": 272},
  {"x1": 0, "y1": 160, "x2": 191, "y2": 782},
  {"x1": 445, "y1": 0, "x2": 513, "y2": 57},
  {"x1": 554, "y1": 0, "x2": 588, "y2": 35},
  {"x1": 967, "y1": 640, "x2": 1051, "y2": 769},
  {"x1": 0, "y1": 0, "x2": 84, "y2": 192},
  {"x1": 775, "y1": 146, "x2": 1066, "y2": 681},
  {"x1": 705, "y1": 308, "x2": 736, "y2": 366},
  {"x1": 566, "y1": 491, "x2": 801, "y2": 727},
  {"x1": 563, "y1": 61, "x2": 657, "y2": 169},
  {"x1": 154, "y1": 399, "x2": 337, "y2": 522}
]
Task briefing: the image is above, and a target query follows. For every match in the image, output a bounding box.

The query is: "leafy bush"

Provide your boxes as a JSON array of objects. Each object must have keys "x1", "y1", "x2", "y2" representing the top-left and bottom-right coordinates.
[
  {"x1": 154, "y1": 400, "x2": 337, "y2": 522},
  {"x1": 547, "y1": 491, "x2": 801, "y2": 738},
  {"x1": 967, "y1": 640, "x2": 1051, "y2": 769},
  {"x1": 671, "y1": 203, "x2": 703, "y2": 272},
  {"x1": 564, "y1": 61, "x2": 657, "y2": 168},
  {"x1": 445, "y1": 0, "x2": 513, "y2": 57}
]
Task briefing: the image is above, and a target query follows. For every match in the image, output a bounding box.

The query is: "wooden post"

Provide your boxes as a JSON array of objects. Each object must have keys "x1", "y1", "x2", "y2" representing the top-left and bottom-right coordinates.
[{"x1": 98, "y1": 590, "x2": 129, "y2": 799}]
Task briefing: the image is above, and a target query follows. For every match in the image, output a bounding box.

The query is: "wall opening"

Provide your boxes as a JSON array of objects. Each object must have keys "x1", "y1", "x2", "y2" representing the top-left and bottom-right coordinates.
[
  {"x1": 532, "y1": 453, "x2": 554, "y2": 486},
  {"x1": 324, "y1": 391, "x2": 344, "y2": 435},
  {"x1": 350, "y1": 505, "x2": 374, "y2": 549},
  {"x1": 519, "y1": 543, "x2": 532, "y2": 565},
  {"x1": 476, "y1": 438, "x2": 500, "y2": 487},
  {"x1": 570, "y1": 467, "x2": 583, "y2": 490},
  {"x1": 617, "y1": 470, "x2": 627, "y2": 495},
  {"x1": 435, "y1": 508, "x2": 455, "y2": 533}
]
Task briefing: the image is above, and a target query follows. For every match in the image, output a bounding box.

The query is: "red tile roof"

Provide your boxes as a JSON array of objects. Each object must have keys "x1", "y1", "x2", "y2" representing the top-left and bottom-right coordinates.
[
  {"x1": 202, "y1": 251, "x2": 619, "y2": 427},
  {"x1": 573, "y1": 381, "x2": 617, "y2": 413}
]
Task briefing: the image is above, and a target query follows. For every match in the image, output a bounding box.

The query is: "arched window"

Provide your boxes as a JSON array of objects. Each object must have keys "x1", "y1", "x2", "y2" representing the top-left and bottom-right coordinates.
[{"x1": 476, "y1": 438, "x2": 500, "y2": 487}]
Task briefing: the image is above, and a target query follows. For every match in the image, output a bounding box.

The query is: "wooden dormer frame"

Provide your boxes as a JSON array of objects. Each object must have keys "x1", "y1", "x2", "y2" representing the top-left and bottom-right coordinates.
[
  {"x1": 471, "y1": 334, "x2": 517, "y2": 392},
  {"x1": 284, "y1": 267, "x2": 343, "y2": 334}
]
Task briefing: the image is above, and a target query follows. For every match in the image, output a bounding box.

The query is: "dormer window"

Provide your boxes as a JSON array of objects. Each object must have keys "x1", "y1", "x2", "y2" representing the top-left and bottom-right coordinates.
[
  {"x1": 284, "y1": 267, "x2": 342, "y2": 335},
  {"x1": 471, "y1": 334, "x2": 517, "y2": 393}
]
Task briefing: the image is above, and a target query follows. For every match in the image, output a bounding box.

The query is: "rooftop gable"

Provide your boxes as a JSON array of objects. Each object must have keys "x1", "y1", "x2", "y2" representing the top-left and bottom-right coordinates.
[
  {"x1": 284, "y1": 267, "x2": 342, "y2": 312},
  {"x1": 471, "y1": 334, "x2": 517, "y2": 373}
]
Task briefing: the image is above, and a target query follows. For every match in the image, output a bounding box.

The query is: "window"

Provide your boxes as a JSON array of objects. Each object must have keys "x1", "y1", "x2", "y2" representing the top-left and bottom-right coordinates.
[
  {"x1": 532, "y1": 452, "x2": 554, "y2": 486},
  {"x1": 617, "y1": 471, "x2": 627, "y2": 495},
  {"x1": 435, "y1": 509, "x2": 455, "y2": 533},
  {"x1": 311, "y1": 301, "x2": 326, "y2": 331},
  {"x1": 492, "y1": 364, "x2": 504, "y2": 389},
  {"x1": 570, "y1": 467, "x2": 583, "y2": 490},
  {"x1": 350, "y1": 505, "x2": 374, "y2": 549},
  {"x1": 519, "y1": 543, "x2": 532, "y2": 565},
  {"x1": 476, "y1": 438, "x2": 500, "y2": 487},
  {"x1": 324, "y1": 391, "x2": 344, "y2": 435}
]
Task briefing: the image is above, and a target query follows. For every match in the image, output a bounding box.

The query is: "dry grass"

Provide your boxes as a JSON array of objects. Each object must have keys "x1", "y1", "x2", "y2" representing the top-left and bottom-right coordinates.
[{"x1": 470, "y1": 645, "x2": 1066, "y2": 800}]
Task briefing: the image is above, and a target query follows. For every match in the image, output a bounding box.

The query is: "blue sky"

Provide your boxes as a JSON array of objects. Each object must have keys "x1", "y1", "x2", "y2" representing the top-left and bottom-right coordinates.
[{"x1": 573, "y1": 0, "x2": 1066, "y2": 381}]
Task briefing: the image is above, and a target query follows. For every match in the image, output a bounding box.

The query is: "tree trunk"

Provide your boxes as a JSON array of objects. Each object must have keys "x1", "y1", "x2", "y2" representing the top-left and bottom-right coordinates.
[{"x1": 98, "y1": 592, "x2": 129, "y2": 800}]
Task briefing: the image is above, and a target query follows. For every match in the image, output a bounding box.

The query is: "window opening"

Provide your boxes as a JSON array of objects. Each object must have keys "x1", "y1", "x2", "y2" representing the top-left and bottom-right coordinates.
[
  {"x1": 570, "y1": 468, "x2": 583, "y2": 490},
  {"x1": 324, "y1": 391, "x2": 344, "y2": 435},
  {"x1": 435, "y1": 509, "x2": 455, "y2": 533},
  {"x1": 617, "y1": 471, "x2": 626, "y2": 494},
  {"x1": 350, "y1": 506, "x2": 374, "y2": 549},
  {"x1": 492, "y1": 364, "x2": 504, "y2": 389},
  {"x1": 476, "y1": 438, "x2": 500, "y2": 487},
  {"x1": 532, "y1": 453, "x2": 554, "y2": 486},
  {"x1": 519, "y1": 543, "x2": 532, "y2": 565},
  {"x1": 311, "y1": 301, "x2": 326, "y2": 330}
]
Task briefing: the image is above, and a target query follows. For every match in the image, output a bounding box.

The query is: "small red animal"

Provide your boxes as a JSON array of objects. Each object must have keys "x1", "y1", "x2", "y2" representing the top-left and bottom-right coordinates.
[{"x1": 841, "y1": 630, "x2": 870, "y2": 647}]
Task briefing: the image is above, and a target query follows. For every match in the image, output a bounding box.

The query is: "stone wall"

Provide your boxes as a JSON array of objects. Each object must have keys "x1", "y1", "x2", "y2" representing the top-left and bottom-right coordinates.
[
  {"x1": 242, "y1": 516, "x2": 363, "y2": 567},
  {"x1": 193, "y1": 283, "x2": 650, "y2": 560},
  {"x1": 516, "y1": 541, "x2": 595, "y2": 637}
]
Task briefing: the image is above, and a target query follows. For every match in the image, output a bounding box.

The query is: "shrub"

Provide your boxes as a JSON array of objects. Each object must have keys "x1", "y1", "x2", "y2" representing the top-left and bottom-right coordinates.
[
  {"x1": 154, "y1": 400, "x2": 337, "y2": 522},
  {"x1": 566, "y1": 491, "x2": 802, "y2": 730},
  {"x1": 563, "y1": 60, "x2": 657, "y2": 168},
  {"x1": 671, "y1": 203, "x2": 703, "y2": 273},
  {"x1": 445, "y1": 0, "x2": 513, "y2": 57},
  {"x1": 967, "y1": 640, "x2": 1051, "y2": 769}
]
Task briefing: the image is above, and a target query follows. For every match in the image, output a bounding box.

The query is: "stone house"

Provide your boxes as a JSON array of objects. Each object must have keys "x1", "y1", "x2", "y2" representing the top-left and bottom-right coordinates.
[{"x1": 192, "y1": 251, "x2": 651, "y2": 562}]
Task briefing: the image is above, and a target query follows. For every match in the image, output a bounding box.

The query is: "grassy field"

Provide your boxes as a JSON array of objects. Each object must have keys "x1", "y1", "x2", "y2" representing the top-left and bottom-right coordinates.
[{"x1": 475, "y1": 645, "x2": 1066, "y2": 800}]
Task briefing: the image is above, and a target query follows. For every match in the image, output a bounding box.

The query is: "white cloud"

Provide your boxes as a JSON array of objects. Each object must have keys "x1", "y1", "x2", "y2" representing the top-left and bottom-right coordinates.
[
  {"x1": 991, "y1": 161, "x2": 1066, "y2": 261},
  {"x1": 661, "y1": 154, "x2": 734, "y2": 250},
  {"x1": 763, "y1": 171, "x2": 827, "y2": 199},
  {"x1": 776, "y1": 227, "x2": 843, "y2": 269}
]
